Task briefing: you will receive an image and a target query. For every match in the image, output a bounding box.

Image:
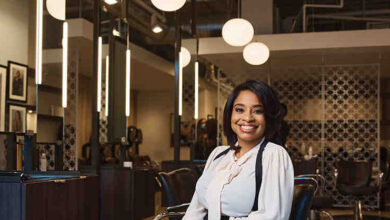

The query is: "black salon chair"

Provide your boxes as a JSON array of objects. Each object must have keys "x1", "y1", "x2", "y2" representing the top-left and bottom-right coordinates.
[
  {"x1": 335, "y1": 160, "x2": 381, "y2": 220},
  {"x1": 293, "y1": 158, "x2": 334, "y2": 220},
  {"x1": 155, "y1": 169, "x2": 317, "y2": 220},
  {"x1": 290, "y1": 177, "x2": 318, "y2": 220},
  {"x1": 154, "y1": 168, "x2": 200, "y2": 220}
]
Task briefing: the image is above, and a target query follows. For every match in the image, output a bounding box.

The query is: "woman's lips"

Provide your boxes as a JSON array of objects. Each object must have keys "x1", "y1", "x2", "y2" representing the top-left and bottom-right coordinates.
[{"x1": 239, "y1": 125, "x2": 257, "y2": 133}]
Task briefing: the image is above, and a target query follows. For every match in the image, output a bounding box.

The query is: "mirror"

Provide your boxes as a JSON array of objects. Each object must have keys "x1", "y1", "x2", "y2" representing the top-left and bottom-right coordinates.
[
  {"x1": 0, "y1": 0, "x2": 37, "y2": 171},
  {"x1": 90, "y1": 4, "x2": 130, "y2": 167},
  {"x1": 0, "y1": 0, "x2": 94, "y2": 172}
]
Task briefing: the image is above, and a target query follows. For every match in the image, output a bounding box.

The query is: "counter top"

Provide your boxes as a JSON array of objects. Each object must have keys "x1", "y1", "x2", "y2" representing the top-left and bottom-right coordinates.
[{"x1": 0, "y1": 170, "x2": 81, "y2": 183}]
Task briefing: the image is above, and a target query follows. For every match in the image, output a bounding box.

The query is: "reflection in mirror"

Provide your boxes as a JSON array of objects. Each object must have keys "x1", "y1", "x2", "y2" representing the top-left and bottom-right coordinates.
[
  {"x1": 181, "y1": 38, "x2": 224, "y2": 161},
  {"x1": 36, "y1": 0, "x2": 66, "y2": 171},
  {"x1": 0, "y1": 1, "x2": 37, "y2": 171},
  {"x1": 92, "y1": 5, "x2": 130, "y2": 167}
]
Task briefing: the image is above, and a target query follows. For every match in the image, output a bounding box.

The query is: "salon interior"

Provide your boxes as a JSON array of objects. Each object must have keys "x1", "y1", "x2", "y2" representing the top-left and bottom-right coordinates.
[{"x1": 1, "y1": 0, "x2": 390, "y2": 219}]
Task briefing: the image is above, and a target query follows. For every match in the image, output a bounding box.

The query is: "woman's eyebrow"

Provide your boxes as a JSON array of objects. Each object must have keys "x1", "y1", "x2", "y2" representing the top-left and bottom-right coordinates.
[
  {"x1": 233, "y1": 103, "x2": 245, "y2": 107},
  {"x1": 252, "y1": 104, "x2": 263, "y2": 108}
]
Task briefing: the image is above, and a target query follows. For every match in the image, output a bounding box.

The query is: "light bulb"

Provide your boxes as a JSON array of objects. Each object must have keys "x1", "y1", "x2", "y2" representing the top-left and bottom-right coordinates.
[
  {"x1": 46, "y1": 0, "x2": 65, "y2": 20},
  {"x1": 222, "y1": 18, "x2": 254, "y2": 47},
  {"x1": 151, "y1": 0, "x2": 186, "y2": 12},
  {"x1": 243, "y1": 42, "x2": 270, "y2": 65},
  {"x1": 180, "y1": 47, "x2": 191, "y2": 67}
]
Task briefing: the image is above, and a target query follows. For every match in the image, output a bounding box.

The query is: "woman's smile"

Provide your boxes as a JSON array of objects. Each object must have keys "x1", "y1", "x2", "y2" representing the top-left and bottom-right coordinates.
[{"x1": 238, "y1": 124, "x2": 258, "y2": 133}]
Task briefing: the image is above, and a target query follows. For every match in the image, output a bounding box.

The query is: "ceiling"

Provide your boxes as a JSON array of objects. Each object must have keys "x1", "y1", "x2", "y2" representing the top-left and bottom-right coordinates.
[
  {"x1": 201, "y1": 46, "x2": 390, "y2": 86},
  {"x1": 62, "y1": 0, "x2": 390, "y2": 89}
]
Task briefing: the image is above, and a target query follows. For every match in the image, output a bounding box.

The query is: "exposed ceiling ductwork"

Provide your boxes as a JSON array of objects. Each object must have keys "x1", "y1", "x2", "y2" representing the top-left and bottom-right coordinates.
[{"x1": 65, "y1": 0, "x2": 390, "y2": 61}]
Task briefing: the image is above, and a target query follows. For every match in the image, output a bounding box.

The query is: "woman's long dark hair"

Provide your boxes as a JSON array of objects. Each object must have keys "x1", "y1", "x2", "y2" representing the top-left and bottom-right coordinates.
[{"x1": 223, "y1": 80, "x2": 283, "y2": 148}]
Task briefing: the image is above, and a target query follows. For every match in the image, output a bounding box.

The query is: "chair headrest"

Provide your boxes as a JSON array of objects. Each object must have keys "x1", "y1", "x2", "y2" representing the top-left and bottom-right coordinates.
[{"x1": 158, "y1": 168, "x2": 199, "y2": 207}]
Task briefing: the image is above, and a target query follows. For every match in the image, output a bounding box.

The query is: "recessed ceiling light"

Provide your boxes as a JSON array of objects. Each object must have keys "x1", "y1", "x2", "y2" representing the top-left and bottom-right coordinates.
[
  {"x1": 112, "y1": 29, "x2": 121, "y2": 37},
  {"x1": 104, "y1": 0, "x2": 118, "y2": 5},
  {"x1": 152, "y1": 25, "x2": 163, "y2": 33},
  {"x1": 151, "y1": 14, "x2": 164, "y2": 33}
]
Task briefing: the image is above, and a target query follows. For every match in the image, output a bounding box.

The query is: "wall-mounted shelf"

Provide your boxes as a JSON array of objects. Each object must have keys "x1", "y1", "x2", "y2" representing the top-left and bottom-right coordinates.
[
  {"x1": 38, "y1": 84, "x2": 61, "y2": 94},
  {"x1": 38, "y1": 114, "x2": 63, "y2": 120}
]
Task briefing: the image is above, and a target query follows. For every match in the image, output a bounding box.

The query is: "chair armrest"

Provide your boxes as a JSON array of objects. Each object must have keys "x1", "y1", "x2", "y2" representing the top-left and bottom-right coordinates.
[
  {"x1": 166, "y1": 203, "x2": 190, "y2": 212},
  {"x1": 154, "y1": 212, "x2": 186, "y2": 220},
  {"x1": 295, "y1": 176, "x2": 319, "y2": 195},
  {"x1": 295, "y1": 174, "x2": 325, "y2": 185},
  {"x1": 295, "y1": 174, "x2": 326, "y2": 194}
]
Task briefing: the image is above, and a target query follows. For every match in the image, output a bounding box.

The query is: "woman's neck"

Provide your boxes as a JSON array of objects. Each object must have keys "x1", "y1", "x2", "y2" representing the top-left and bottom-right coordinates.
[{"x1": 235, "y1": 138, "x2": 263, "y2": 159}]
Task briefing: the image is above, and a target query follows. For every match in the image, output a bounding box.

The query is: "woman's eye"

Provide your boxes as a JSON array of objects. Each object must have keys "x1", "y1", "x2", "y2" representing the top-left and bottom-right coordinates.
[
  {"x1": 253, "y1": 109, "x2": 264, "y2": 114},
  {"x1": 234, "y1": 108, "x2": 244, "y2": 113}
]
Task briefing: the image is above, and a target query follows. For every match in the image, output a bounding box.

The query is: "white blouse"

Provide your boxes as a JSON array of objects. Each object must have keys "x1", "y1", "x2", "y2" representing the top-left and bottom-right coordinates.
[{"x1": 183, "y1": 140, "x2": 294, "y2": 220}]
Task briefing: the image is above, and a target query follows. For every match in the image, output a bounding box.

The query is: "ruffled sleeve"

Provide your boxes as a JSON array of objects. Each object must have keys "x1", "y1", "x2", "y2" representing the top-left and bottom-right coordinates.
[
  {"x1": 183, "y1": 146, "x2": 229, "y2": 220},
  {"x1": 230, "y1": 145, "x2": 294, "y2": 220}
]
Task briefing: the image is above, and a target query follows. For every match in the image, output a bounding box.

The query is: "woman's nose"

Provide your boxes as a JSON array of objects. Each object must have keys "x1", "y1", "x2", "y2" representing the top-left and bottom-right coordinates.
[{"x1": 243, "y1": 111, "x2": 254, "y2": 121}]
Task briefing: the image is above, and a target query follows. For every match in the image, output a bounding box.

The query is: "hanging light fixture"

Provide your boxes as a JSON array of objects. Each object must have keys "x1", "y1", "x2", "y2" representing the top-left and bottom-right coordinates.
[
  {"x1": 35, "y1": 0, "x2": 43, "y2": 84},
  {"x1": 222, "y1": 19, "x2": 254, "y2": 47},
  {"x1": 62, "y1": 22, "x2": 68, "y2": 108},
  {"x1": 243, "y1": 42, "x2": 270, "y2": 65},
  {"x1": 178, "y1": 51, "x2": 183, "y2": 116},
  {"x1": 180, "y1": 47, "x2": 191, "y2": 67},
  {"x1": 194, "y1": 61, "x2": 199, "y2": 120},
  {"x1": 104, "y1": 0, "x2": 118, "y2": 5},
  {"x1": 46, "y1": 0, "x2": 65, "y2": 20},
  {"x1": 126, "y1": 49, "x2": 131, "y2": 117},
  {"x1": 105, "y1": 56, "x2": 109, "y2": 117},
  {"x1": 222, "y1": 0, "x2": 254, "y2": 47},
  {"x1": 97, "y1": 37, "x2": 102, "y2": 112},
  {"x1": 151, "y1": 0, "x2": 186, "y2": 12},
  {"x1": 151, "y1": 14, "x2": 164, "y2": 33}
]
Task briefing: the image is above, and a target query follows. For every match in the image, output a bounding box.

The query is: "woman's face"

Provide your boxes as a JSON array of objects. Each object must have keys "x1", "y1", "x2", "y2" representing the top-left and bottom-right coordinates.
[{"x1": 231, "y1": 90, "x2": 266, "y2": 147}]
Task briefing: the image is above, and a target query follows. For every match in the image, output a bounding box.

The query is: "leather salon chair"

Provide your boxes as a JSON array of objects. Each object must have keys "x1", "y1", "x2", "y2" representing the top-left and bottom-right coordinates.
[
  {"x1": 335, "y1": 160, "x2": 381, "y2": 220},
  {"x1": 290, "y1": 177, "x2": 318, "y2": 220},
  {"x1": 293, "y1": 158, "x2": 334, "y2": 220},
  {"x1": 154, "y1": 168, "x2": 199, "y2": 220},
  {"x1": 154, "y1": 169, "x2": 317, "y2": 220}
]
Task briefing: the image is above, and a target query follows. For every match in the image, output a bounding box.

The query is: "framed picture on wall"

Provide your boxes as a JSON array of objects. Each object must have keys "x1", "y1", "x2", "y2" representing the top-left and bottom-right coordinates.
[
  {"x1": 8, "y1": 61, "x2": 28, "y2": 102},
  {"x1": 8, "y1": 104, "x2": 26, "y2": 133},
  {"x1": 0, "y1": 66, "x2": 6, "y2": 131}
]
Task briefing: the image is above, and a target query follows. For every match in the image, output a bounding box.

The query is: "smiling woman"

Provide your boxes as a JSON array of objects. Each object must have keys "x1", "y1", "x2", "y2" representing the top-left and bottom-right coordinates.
[{"x1": 183, "y1": 80, "x2": 294, "y2": 220}]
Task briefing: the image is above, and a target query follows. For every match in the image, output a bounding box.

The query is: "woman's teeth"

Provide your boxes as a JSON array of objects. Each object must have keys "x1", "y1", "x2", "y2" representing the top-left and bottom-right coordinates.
[{"x1": 241, "y1": 125, "x2": 256, "y2": 130}]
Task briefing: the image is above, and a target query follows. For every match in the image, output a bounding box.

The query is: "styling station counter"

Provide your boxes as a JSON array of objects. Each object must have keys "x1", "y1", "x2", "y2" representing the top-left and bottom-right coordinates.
[
  {"x1": 99, "y1": 165, "x2": 156, "y2": 220},
  {"x1": 0, "y1": 171, "x2": 98, "y2": 220}
]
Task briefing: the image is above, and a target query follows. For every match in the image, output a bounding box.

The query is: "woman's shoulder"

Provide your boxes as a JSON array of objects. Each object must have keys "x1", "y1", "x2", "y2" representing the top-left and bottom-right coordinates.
[
  {"x1": 264, "y1": 142, "x2": 289, "y2": 155},
  {"x1": 263, "y1": 142, "x2": 293, "y2": 169},
  {"x1": 203, "y1": 145, "x2": 231, "y2": 169},
  {"x1": 208, "y1": 145, "x2": 230, "y2": 159}
]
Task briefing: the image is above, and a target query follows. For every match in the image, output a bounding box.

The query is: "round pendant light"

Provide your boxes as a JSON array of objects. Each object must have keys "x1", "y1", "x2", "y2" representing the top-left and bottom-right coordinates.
[
  {"x1": 222, "y1": 18, "x2": 254, "y2": 47},
  {"x1": 151, "y1": 0, "x2": 186, "y2": 12},
  {"x1": 243, "y1": 42, "x2": 270, "y2": 65},
  {"x1": 46, "y1": 0, "x2": 65, "y2": 21},
  {"x1": 181, "y1": 47, "x2": 191, "y2": 67}
]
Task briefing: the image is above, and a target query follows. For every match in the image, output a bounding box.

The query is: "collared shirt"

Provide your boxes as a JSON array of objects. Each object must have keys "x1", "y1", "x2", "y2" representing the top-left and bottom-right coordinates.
[{"x1": 183, "y1": 141, "x2": 294, "y2": 220}]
